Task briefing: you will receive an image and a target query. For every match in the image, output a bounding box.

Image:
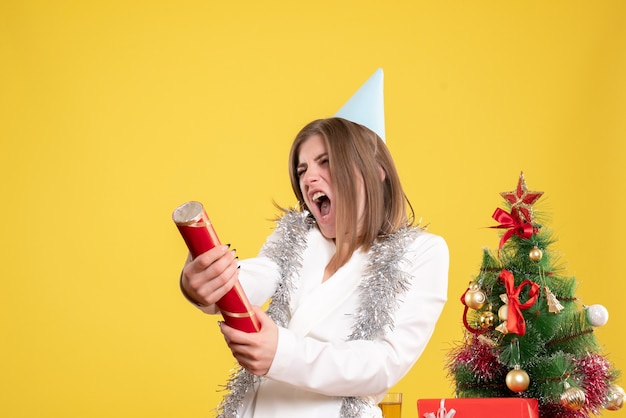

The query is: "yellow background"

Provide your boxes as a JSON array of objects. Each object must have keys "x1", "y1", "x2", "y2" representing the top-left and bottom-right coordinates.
[{"x1": 1, "y1": 1, "x2": 625, "y2": 417}]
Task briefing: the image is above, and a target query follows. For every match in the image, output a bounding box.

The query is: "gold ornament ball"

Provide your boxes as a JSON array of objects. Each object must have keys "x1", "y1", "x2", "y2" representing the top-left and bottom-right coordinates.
[
  {"x1": 480, "y1": 311, "x2": 496, "y2": 329},
  {"x1": 529, "y1": 246, "x2": 543, "y2": 261},
  {"x1": 464, "y1": 285, "x2": 487, "y2": 310},
  {"x1": 605, "y1": 384, "x2": 625, "y2": 411},
  {"x1": 561, "y1": 386, "x2": 586, "y2": 411},
  {"x1": 506, "y1": 368, "x2": 530, "y2": 393},
  {"x1": 498, "y1": 304, "x2": 508, "y2": 321}
]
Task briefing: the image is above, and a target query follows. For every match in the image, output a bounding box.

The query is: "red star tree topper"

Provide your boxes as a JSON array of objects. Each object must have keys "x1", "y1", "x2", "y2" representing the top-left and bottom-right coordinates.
[{"x1": 500, "y1": 171, "x2": 544, "y2": 224}]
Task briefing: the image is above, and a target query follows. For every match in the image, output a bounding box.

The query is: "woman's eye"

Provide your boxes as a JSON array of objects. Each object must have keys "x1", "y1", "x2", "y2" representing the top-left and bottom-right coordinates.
[{"x1": 297, "y1": 169, "x2": 305, "y2": 177}]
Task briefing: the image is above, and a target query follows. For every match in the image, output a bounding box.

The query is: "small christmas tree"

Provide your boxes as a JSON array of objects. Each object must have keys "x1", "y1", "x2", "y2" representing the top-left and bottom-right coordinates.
[{"x1": 447, "y1": 172, "x2": 624, "y2": 417}]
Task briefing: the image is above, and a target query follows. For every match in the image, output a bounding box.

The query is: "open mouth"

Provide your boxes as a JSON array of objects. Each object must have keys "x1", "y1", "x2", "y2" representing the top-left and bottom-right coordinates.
[{"x1": 312, "y1": 191, "x2": 331, "y2": 217}]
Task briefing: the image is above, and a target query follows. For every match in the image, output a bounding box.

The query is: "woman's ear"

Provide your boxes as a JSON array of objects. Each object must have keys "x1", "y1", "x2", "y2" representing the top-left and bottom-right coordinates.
[{"x1": 379, "y1": 165, "x2": 386, "y2": 182}]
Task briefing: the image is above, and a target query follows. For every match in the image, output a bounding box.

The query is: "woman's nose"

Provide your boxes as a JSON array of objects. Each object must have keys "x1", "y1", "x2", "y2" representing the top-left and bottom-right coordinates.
[{"x1": 302, "y1": 167, "x2": 320, "y2": 184}]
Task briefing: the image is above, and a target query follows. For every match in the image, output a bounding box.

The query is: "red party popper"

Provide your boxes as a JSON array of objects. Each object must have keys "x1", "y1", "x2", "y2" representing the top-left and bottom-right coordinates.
[{"x1": 172, "y1": 201, "x2": 261, "y2": 333}]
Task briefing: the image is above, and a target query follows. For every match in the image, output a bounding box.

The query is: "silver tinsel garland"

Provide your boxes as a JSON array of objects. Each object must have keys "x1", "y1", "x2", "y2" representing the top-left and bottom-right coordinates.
[
  {"x1": 341, "y1": 227, "x2": 418, "y2": 417},
  {"x1": 216, "y1": 210, "x2": 420, "y2": 418}
]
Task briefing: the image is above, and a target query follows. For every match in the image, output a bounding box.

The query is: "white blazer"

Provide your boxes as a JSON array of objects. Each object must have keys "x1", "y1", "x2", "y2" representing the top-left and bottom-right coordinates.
[{"x1": 216, "y1": 225, "x2": 448, "y2": 418}]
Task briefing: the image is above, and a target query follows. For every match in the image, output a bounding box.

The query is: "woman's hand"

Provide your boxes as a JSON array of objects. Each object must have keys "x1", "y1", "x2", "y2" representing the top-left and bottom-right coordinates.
[
  {"x1": 180, "y1": 245, "x2": 238, "y2": 307},
  {"x1": 219, "y1": 306, "x2": 278, "y2": 376}
]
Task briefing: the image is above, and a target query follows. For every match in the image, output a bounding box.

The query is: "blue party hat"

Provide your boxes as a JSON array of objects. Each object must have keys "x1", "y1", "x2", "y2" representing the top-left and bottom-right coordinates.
[{"x1": 334, "y1": 68, "x2": 386, "y2": 142}]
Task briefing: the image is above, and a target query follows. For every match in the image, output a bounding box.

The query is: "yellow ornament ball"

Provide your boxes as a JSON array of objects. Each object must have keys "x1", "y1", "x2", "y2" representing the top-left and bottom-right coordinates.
[
  {"x1": 498, "y1": 304, "x2": 508, "y2": 321},
  {"x1": 606, "y1": 384, "x2": 625, "y2": 411},
  {"x1": 480, "y1": 311, "x2": 496, "y2": 329},
  {"x1": 561, "y1": 386, "x2": 586, "y2": 411},
  {"x1": 529, "y1": 246, "x2": 543, "y2": 261},
  {"x1": 464, "y1": 284, "x2": 487, "y2": 310},
  {"x1": 506, "y1": 367, "x2": 530, "y2": 393}
]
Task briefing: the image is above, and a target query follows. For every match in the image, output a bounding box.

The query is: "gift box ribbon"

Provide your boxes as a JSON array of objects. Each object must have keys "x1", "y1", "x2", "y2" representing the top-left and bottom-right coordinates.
[{"x1": 423, "y1": 399, "x2": 456, "y2": 418}]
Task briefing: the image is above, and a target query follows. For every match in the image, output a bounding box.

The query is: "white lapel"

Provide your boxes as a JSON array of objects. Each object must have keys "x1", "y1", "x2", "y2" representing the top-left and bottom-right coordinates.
[{"x1": 288, "y1": 232, "x2": 368, "y2": 337}]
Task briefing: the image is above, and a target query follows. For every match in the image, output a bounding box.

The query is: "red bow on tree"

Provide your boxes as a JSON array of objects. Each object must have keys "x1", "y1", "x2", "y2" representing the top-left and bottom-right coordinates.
[
  {"x1": 490, "y1": 208, "x2": 535, "y2": 252},
  {"x1": 498, "y1": 269, "x2": 540, "y2": 336}
]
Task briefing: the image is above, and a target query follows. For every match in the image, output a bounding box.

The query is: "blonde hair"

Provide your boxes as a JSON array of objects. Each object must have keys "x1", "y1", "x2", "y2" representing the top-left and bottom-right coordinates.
[{"x1": 288, "y1": 117, "x2": 415, "y2": 271}]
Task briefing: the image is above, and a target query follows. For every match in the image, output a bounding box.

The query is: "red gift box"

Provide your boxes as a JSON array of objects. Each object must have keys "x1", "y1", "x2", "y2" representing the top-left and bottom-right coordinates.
[{"x1": 417, "y1": 398, "x2": 538, "y2": 418}]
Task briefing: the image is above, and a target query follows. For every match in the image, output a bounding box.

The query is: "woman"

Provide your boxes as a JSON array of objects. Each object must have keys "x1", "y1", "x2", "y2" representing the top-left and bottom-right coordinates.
[{"x1": 180, "y1": 117, "x2": 449, "y2": 418}]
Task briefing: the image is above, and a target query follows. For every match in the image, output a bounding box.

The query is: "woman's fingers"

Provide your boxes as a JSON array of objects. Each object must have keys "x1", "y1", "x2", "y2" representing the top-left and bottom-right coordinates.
[
  {"x1": 219, "y1": 307, "x2": 278, "y2": 376},
  {"x1": 195, "y1": 262, "x2": 239, "y2": 305},
  {"x1": 181, "y1": 245, "x2": 238, "y2": 305}
]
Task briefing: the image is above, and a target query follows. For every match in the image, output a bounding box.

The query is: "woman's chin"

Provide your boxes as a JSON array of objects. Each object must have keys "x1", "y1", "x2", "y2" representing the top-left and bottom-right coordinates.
[{"x1": 316, "y1": 216, "x2": 336, "y2": 239}]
